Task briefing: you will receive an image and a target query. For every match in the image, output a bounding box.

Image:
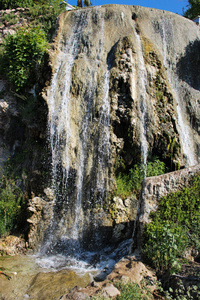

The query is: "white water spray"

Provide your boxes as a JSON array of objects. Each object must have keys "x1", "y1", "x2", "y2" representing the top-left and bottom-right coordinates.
[
  {"x1": 43, "y1": 9, "x2": 111, "y2": 257},
  {"x1": 134, "y1": 29, "x2": 148, "y2": 168}
]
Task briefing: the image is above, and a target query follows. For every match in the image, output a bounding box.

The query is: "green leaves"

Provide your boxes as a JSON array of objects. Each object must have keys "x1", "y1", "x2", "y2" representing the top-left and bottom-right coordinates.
[
  {"x1": 0, "y1": 176, "x2": 24, "y2": 236},
  {"x1": 115, "y1": 158, "x2": 166, "y2": 199},
  {"x1": 143, "y1": 222, "x2": 187, "y2": 275},
  {"x1": 143, "y1": 174, "x2": 200, "y2": 275},
  {"x1": 183, "y1": 0, "x2": 200, "y2": 19},
  {"x1": 2, "y1": 27, "x2": 48, "y2": 91}
]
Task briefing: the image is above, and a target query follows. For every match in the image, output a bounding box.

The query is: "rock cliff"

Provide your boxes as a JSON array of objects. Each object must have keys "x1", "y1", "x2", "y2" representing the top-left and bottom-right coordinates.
[{"x1": 37, "y1": 5, "x2": 200, "y2": 251}]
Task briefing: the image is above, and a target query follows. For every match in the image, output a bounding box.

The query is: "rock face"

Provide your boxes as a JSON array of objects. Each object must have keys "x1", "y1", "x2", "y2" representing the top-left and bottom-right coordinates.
[
  {"x1": 26, "y1": 5, "x2": 200, "y2": 252},
  {"x1": 132, "y1": 163, "x2": 200, "y2": 250},
  {"x1": 60, "y1": 256, "x2": 157, "y2": 299},
  {"x1": 0, "y1": 235, "x2": 26, "y2": 255}
]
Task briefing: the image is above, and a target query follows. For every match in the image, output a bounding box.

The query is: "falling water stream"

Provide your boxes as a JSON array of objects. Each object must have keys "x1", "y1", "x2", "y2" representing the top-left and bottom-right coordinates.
[
  {"x1": 134, "y1": 28, "x2": 149, "y2": 170},
  {"x1": 161, "y1": 18, "x2": 197, "y2": 166},
  {"x1": 36, "y1": 8, "x2": 130, "y2": 279}
]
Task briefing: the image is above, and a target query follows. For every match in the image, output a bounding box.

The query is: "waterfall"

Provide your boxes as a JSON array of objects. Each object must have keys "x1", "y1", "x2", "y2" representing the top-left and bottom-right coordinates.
[
  {"x1": 41, "y1": 9, "x2": 111, "y2": 262},
  {"x1": 134, "y1": 29, "x2": 148, "y2": 169},
  {"x1": 161, "y1": 19, "x2": 197, "y2": 166}
]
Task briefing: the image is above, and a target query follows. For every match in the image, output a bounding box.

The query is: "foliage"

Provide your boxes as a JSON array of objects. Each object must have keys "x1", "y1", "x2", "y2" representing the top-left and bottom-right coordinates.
[
  {"x1": 77, "y1": 0, "x2": 92, "y2": 7},
  {"x1": 165, "y1": 281, "x2": 200, "y2": 300},
  {"x1": 115, "y1": 164, "x2": 143, "y2": 199},
  {"x1": 183, "y1": 0, "x2": 200, "y2": 19},
  {"x1": 2, "y1": 27, "x2": 48, "y2": 91},
  {"x1": 83, "y1": 0, "x2": 92, "y2": 6},
  {"x1": 28, "y1": 0, "x2": 66, "y2": 39},
  {"x1": 91, "y1": 281, "x2": 152, "y2": 299},
  {"x1": 0, "y1": 0, "x2": 33, "y2": 10},
  {"x1": 116, "y1": 158, "x2": 166, "y2": 198},
  {"x1": 115, "y1": 281, "x2": 151, "y2": 300},
  {"x1": 146, "y1": 158, "x2": 166, "y2": 177},
  {"x1": 0, "y1": 0, "x2": 63, "y2": 10},
  {"x1": 143, "y1": 223, "x2": 187, "y2": 275},
  {"x1": 0, "y1": 171, "x2": 25, "y2": 237},
  {"x1": 1, "y1": 12, "x2": 18, "y2": 25},
  {"x1": 143, "y1": 174, "x2": 200, "y2": 275}
]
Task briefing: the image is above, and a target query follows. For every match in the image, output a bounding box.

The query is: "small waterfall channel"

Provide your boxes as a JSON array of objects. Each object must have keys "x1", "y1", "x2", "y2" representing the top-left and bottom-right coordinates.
[
  {"x1": 41, "y1": 10, "x2": 90, "y2": 258},
  {"x1": 134, "y1": 28, "x2": 149, "y2": 170},
  {"x1": 161, "y1": 18, "x2": 197, "y2": 166}
]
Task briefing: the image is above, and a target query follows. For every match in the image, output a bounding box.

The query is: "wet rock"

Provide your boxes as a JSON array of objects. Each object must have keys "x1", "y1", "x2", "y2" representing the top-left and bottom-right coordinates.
[
  {"x1": 61, "y1": 286, "x2": 89, "y2": 300},
  {"x1": 0, "y1": 236, "x2": 26, "y2": 256},
  {"x1": 27, "y1": 195, "x2": 54, "y2": 250},
  {"x1": 102, "y1": 284, "x2": 121, "y2": 298},
  {"x1": 61, "y1": 256, "x2": 157, "y2": 299}
]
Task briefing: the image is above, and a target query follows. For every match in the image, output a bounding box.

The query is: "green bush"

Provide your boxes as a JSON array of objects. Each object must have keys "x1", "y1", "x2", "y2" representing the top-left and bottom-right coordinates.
[
  {"x1": 0, "y1": 0, "x2": 58, "y2": 10},
  {"x1": 0, "y1": 0, "x2": 33, "y2": 10},
  {"x1": 0, "y1": 176, "x2": 25, "y2": 236},
  {"x1": 116, "y1": 158, "x2": 166, "y2": 198},
  {"x1": 143, "y1": 223, "x2": 187, "y2": 275},
  {"x1": 146, "y1": 158, "x2": 166, "y2": 177},
  {"x1": 115, "y1": 281, "x2": 151, "y2": 300},
  {"x1": 29, "y1": 1, "x2": 66, "y2": 39},
  {"x1": 2, "y1": 12, "x2": 19, "y2": 25},
  {"x1": 143, "y1": 174, "x2": 200, "y2": 275},
  {"x1": 2, "y1": 26, "x2": 48, "y2": 91}
]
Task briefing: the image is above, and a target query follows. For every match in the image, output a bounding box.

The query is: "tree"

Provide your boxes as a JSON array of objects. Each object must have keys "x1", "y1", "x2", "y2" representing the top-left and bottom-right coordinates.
[
  {"x1": 84, "y1": 0, "x2": 92, "y2": 6},
  {"x1": 183, "y1": 0, "x2": 200, "y2": 19},
  {"x1": 77, "y1": 0, "x2": 92, "y2": 7}
]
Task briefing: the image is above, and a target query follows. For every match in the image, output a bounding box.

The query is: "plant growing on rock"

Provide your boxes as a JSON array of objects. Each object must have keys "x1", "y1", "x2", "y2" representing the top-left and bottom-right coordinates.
[
  {"x1": 143, "y1": 174, "x2": 200, "y2": 276},
  {"x1": 0, "y1": 173, "x2": 25, "y2": 236},
  {"x1": 115, "y1": 158, "x2": 166, "y2": 198},
  {"x1": 2, "y1": 26, "x2": 48, "y2": 91},
  {"x1": 0, "y1": 0, "x2": 33, "y2": 10}
]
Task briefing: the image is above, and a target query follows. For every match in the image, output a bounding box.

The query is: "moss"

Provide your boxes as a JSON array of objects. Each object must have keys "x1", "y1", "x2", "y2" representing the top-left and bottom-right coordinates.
[
  {"x1": 109, "y1": 202, "x2": 117, "y2": 220},
  {"x1": 156, "y1": 90, "x2": 164, "y2": 102}
]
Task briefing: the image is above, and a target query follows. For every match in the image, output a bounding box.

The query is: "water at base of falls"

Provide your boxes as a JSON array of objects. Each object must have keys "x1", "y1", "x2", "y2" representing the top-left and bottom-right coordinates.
[
  {"x1": 0, "y1": 255, "x2": 95, "y2": 300},
  {"x1": 36, "y1": 238, "x2": 132, "y2": 280},
  {"x1": 0, "y1": 239, "x2": 131, "y2": 299}
]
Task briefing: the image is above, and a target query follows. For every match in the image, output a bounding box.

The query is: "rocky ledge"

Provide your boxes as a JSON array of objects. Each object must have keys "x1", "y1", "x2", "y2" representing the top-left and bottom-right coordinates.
[{"x1": 61, "y1": 256, "x2": 158, "y2": 300}]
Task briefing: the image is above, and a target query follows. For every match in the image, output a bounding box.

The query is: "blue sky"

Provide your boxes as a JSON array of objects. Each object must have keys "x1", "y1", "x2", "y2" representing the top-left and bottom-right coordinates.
[{"x1": 69, "y1": 0, "x2": 189, "y2": 15}]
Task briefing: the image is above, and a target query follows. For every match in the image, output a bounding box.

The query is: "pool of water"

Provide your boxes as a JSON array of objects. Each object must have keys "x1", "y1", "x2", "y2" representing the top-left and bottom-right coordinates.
[
  {"x1": 0, "y1": 255, "x2": 95, "y2": 300},
  {"x1": 0, "y1": 239, "x2": 131, "y2": 299}
]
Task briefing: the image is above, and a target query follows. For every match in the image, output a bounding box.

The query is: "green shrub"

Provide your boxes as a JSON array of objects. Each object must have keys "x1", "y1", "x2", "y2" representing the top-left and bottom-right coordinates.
[
  {"x1": 116, "y1": 158, "x2": 166, "y2": 198},
  {"x1": 146, "y1": 158, "x2": 166, "y2": 177},
  {"x1": 0, "y1": 0, "x2": 33, "y2": 10},
  {"x1": 28, "y1": 0, "x2": 66, "y2": 41},
  {"x1": 143, "y1": 223, "x2": 188, "y2": 275},
  {"x1": 115, "y1": 164, "x2": 143, "y2": 199},
  {"x1": 2, "y1": 13, "x2": 19, "y2": 25},
  {"x1": 115, "y1": 281, "x2": 151, "y2": 299},
  {"x1": 143, "y1": 174, "x2": 200, "y2": 275},
  {"x1": 0, "y1": 176, "x2": 25, "y2": 236},
  {"x1": 2, "y1": 26, "x2": 48, "y2": 91}
]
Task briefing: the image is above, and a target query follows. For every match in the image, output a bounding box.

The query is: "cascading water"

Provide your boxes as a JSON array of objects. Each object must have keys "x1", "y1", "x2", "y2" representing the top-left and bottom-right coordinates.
[
  {"x1": 37, "y1": 9, "x2": 118, "y2": 272},
  {"x1": 41, "y1": 10, "x2": 90, "y2": 256},
  {"x1": 161, "y1": 18, "x2": 197, "y2": 166},
  {"x1": 134, "y1": 29, "x2": 148, "y2": 169}
]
